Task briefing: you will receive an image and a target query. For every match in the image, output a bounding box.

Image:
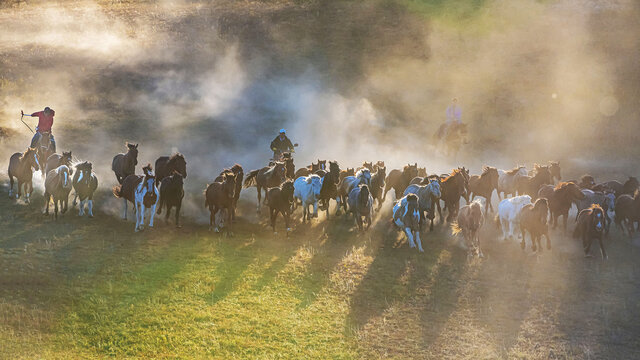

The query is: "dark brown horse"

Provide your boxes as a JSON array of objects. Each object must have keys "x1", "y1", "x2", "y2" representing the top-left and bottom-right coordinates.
[
  {"x1": 8, "y1": 147, "x2": 39, "y2": 203},
  {"x1": 438, "y1": 168, "x2": 469, "y2": 222},
  {"x1": 318, "y1": 161, "x2": 341, "y2": 217},
  {"x1": 614, "y1": 191, "x2": 640, "y2": 237},
  {"x1": 515, "y1": 164, "x2": 552, "y2": 199},
  {"x1": 155, "y1": 153, "x2": 187, "y2": 186},
  {"x1": 369, "y1": 166, "x2": 386, "y2": 211},
  {"x1": 574, "y1": 204, "x2": 607, "y2": 259},
  {"x1": 347, "y1": 184, "x2": 373, "y2": 231},
  {"x1": 205, "y1": 171, "x2": 236, "y2": 234},
  {"x1": 44, "y1": 151, "x2": 73, "y2": 179},
  {"x1": 279, "y1": 152, "x2": 295, "y2": 179},
  {"x1": 267, "y1": 180, "x2": 295, "y2": 235},
  {"x1": 157, "y1": 171, "x2": 184, "y2": 227},
  {"x1": 112, "y1": 143, "x2": 138, "y2": 184},
  {"x1": 468, "y1": 166, "x2": 499, "y2": 213},
  {"x1": 603, "y1": 177, "x2": 639, "y2": 198},
  {"x1": 244, "y1": 161, "x2": 286, "y2": 212},
  {"x1": 71, "y1": 161, "x2": 98, "y2": 217},
  {"x1": 383, "y1": 163, "x2": 418, "y2": 202},
  {"x1": 519, "y1": 198, "x2": 550, "y2": 252},
  {"x1": 538, "y1": 181, "x2": 585, "y2": 231},
  {"x1": 43, "y1": 165, "x2": 72, "y2": 218},
  {"x1": 215, "y1": 164, "x2": 244, "y2": 220}
]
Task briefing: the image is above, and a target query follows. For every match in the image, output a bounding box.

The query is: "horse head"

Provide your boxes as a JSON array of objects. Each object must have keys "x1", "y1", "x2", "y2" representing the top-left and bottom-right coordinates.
[
  {"x1": 376, "y1": 166, "x2": 386, "y2": 180},
  {"x1": 483, "y1": 166, "x2": 499, "y2": 189},
  {"x1": 428, "y1": 179, "x2": 441, "y2": 198},
  {"x1": 549, "y1": 161, "x2": 561, "y2": 181},
  {"x1": 76, "y1": 161, "x2": 93, "y2": 184},
  {"x1": 223, "y1": 172, "x2": 236, "y2": 198},
  {"x1": 403, "y1": 164, "x2": 419, "y2": 180},
  {"x1": 126, "y1": 142, "x2": 139, "y2": 166},
  {"x1": 169, "y1": 153, "x2": 187, "y2": 178},
  {"x1": 358, "y1": 184, "x2": 370, "y2": 206},
  {"x1": 318, "y1": 160, "x2": 327, "y2": 171},
  {"x1": 534, "y1": 165, "x2": 552, "y2": 185},
  {"x1": 405, "y1": 193, "x2": 420, "y2": 228},
  {"x1": 25, "y1": 147, "x2": 39, "y2": 171},
  {"x1": 273, "y1": 161, "x2": 286, "y2": 181},
  {"x1": 375, "y1": 161, "x2": 385, "y2": 171},
  {"x1": 469, "y1": 201, "x2": 484, "y2": 229},
  {"x1": 590, "y1": 204, "x2": 605, "y2": 232},
  {"x1": 356, "y1": 168, "x2": 371, "y2": 186},
  {"x1": 362, "y1": 162, "x2": 373, "y2": 171},
  {"x1": 281, "y1": 180, "x2": 295, "y2": 203}
]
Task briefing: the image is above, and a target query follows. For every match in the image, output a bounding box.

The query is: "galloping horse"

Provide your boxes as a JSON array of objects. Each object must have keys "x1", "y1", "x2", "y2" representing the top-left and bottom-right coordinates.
[
  {"x1": 44, "y1": 151, "x2": 73, "y2": 179},
  {"x1": 468, "y1": 166, "x2": 499, "y2": 213},
  {"x1": 205, "y1": 171, "x2": 236, "y2": 233},
  {"x1": 267, "y1": 180, "x2": 295, "y2": 235},
  {"x1": 497, "y1": 195, "x2": 532, "y2": 241},
  {"x1": 574, "y1": 204, "x2": 607, "y2": 259},
  {"x1": 338, "y1": 168, "x2": 371, "y2": 213},
  {"x1": 452, "y1": 198, "x2": 485, "y2": 258},
  {"x1": 112, "y1": 164, "x2": 159, "y2": 232},
  {"x1": 112, "y1": 143, "x2": 138, "y2": 184},
  {"x1": 244, "y1": 161, "x2": 286, "y2": 212},
  {"x1": 44, "y1": 165, "x2": 73, "y2": 218},
  {"x1": 8, "y1": 147, "x2": 39, "y2": 203},
  {"x1": 318, "y1": 161, "x2": 341, "y2": 217},
  {"x1": 215, "y1": 164, "x2": 244, "y2": 220},
  {"x1": 348, "y1": 184, "x2": 373, "y2": 231},
  {"x1": 72, "y1": 161, "x2": 98, "y2": 217},
  {"x1": 293, "y1": 174, "x2": 323, "y2": 222},
  {"x1": 519, "y1": 198, "x2": 550, "y2": 252},
  {"x1": 403, "y1": 179, "x2": 441, "y2": 231},
  {"x1": 438, "y1": 168, "x2": 469, "y2": 222},
  {"x1": 157, "y1": 172, "x2": 184, "y2": 227},
  {"x1": 392, "y1": 194, "x2": 423, "y2": 252},
  {"x1": 155, "y1": 153, "x2": 187, "y2": 186},
  {"x1": 383, "y1": 163, "x2": 418, "y2": 202},
  {"x1": 515, "y1": 164, "x2": 552, "y2": 199},
  {"x1": 369, "y1": 166, "x2": 386, "y2": 211},
  {"x1": 538, "y1": 182, "x2": 585, "y2": 232}
]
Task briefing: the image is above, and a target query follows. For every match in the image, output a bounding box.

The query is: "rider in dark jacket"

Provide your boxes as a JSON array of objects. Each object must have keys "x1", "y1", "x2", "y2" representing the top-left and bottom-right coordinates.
[{"x1": 270, "y1": 129, "x2": 294, "y2": 159}]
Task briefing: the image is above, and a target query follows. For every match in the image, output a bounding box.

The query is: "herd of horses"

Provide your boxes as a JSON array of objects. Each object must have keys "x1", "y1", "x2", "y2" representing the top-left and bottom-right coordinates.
[{"x1": 7, "y1": 140, "x2": 640, "y2": 260}]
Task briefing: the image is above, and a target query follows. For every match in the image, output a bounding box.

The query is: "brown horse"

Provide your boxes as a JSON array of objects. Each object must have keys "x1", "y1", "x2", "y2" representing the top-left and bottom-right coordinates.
[
  {"x1": 112, "y1": 164, "x2": 154, "y2": 222},
  {"x1": 8, "y1": 147, "x2": 39, "y2": 203},
  {"x1": 244, "y1": 161, "x2": 286, "y2": 212},
  {"x1": 44, "y1": 151, "x2": 73, "y2": 179},
  {"x1": 44, "y1": 165, "x2": 73, "y2": 218},
  {"x1": 318, "y1": 161, "x2": 341, "y2": 217},
  {"x1": 604, "y1": 177, "x2": 639, "y2": 198},
  {"x1": 7, "y1": 148, "x2": 40, "y2": 203},
  {"x1": 519, "y1": 198, "x2": 550, "y2": 252},
  {"x1": 614, "y1": 191, "x2": 640, "y2": 237},
  {"x1": 383, "y1": 163, "x2": 418, "y2": 202},
  {"x1": 112, "y1": 143, "x2": 138, "y2": 184},
  {"x1": 267, "y1": 180, "x2": 295, "y2": 235},
  {"x1": 205, "y1": 171, "x2": 236, "y2": 234},
  {"x1": 451, "y1": 199, "x2": 485, "y2": 258},
  {"x1": 35, "y1": 131, "x2": 55, "y2": 176},
  {"x1": 369, "y1": 166, "x2": 386, "y2": 211},
  {"x1": 374, "y1": 161, "x2": 385, "y2": 172},
  {"x1": 538, "y1": 182, "x2": 585, "y2": 231},
  {"x1": 155, "y1": 153, "x2": 187, "y2": 186},
  {"x1": 215, "y1": 164, "x2": 244, "y2": 220},
  {"x1": 339, "y1": 168, "x2": 355, "y2": 182},
  {"x1": 468, "y1": 166, "x2": 499, "y2": 213},
  {"x1": 358, "y1": 161, "x2": 374, "y2": 172},
  {"x1": 347, "y1": 184, "x2": 373, "y2": 231},
  {"x1": 438, "y1": 168, "x2": 469, "y2": 222},
  {"x1": 574, "y1": 204, "x2": 607, "y2": 259},
  {"x1": 578, "y1": 174, "x2": 596, "y2": 189},
  {"x1": 279, "y1": 152, "x2": 295, "y2": 179},
  {"x1": 515, "y1": 164, "x2": 552, "y2": 199}
]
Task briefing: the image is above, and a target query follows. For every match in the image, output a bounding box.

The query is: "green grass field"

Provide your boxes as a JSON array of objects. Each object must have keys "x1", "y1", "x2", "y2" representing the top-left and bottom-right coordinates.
[{"x1": 2, "y1": 181, "x2": 640, "y2": 359}]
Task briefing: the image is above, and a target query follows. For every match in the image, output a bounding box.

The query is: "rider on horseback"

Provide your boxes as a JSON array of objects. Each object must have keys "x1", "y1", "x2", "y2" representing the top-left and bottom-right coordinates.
[
  {"x1": 22, "y1": 107, "x2": 56, "y2": 153},
  {"x1": 270, "y1": 129, "x2": 295, "y2": 160}
]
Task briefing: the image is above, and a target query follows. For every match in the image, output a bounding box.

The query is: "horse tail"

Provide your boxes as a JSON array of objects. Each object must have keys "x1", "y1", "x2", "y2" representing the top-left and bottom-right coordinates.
[
  {"x1": 243, "y1": 170, "x2": 259, "y2": 188},
  {"x1": 451, "y1": 221, "x2": 462, "y2": 236},
  {"x1": 112, "y1": 185, "x2": 123, "y2": 198}
]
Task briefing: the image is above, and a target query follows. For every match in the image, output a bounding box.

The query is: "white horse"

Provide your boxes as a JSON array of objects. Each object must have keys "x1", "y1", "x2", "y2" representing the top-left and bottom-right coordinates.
[
  {"x1": 134, "y1": 172, "x2": 159, "y2": 232},
  {"x1": 403, "y1": 179, "x2": 441, "y2": 231},
  {"x1": 497, "y1": 166, "x2": 528, "y2": 199},
  {"x1": 497, "y1": 195, "x2": 532, "y2": 241},
  {"x1": 293, "y1": 174, "x2": 323, "y2": 222},
  {"x1": 338, "y1": 168, "x2": 372, "y2": 213},
  {"x1": 393, "y1": 194, "x2": 423, "y2": 252}
]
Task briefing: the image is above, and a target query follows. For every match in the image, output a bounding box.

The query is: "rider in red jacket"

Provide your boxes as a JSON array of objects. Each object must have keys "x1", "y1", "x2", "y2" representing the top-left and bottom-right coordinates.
[{"x1": 23, "y1": 107, "x2": 56, "y2": 152}]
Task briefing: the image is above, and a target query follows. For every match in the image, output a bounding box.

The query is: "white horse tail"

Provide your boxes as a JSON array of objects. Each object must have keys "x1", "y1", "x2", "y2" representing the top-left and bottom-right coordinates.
[{"x1": 451, "y1": 221, "x2": 462, "y2": 236}]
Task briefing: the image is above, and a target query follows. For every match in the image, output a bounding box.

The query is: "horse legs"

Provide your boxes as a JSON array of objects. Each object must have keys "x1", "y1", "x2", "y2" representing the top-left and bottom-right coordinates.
[
  {"x1": 157, "y1": 195, "x2": 164, "y2": 215},
  {"x1": 149, "y1": 203, "x2": 157, "y2": 228},
  {"x1": 17, "y1": 179, "x2": 23, "y2": 200},
  {"x1": 598, "y1": 237, "x2": 607, "y2": 260},
  {"x1": 122, "y1": 198, "x2": 128, "y2": 220},
  {"x1": 175, "y1": 203, "x2": 182, "y2": 228},
  {"x1": 53, "y1": 199, "x2": 59, "y2": 220},
  {"x1": 165, "y1": 205, "x2": 171, "y2": 224},
  {"x1": 312, "y1": 200, "x2": 318, "y2": 218},
  {"x1": 562, "y1": 213, "x2": 568, "y2": 233},
  {"x1": 270, "y1": 208, "x2": 277, "y2": 233},
  {"x1": 414, "y1": 231, "x2": 424, "y2": 252},
  {"x1": 404, "y1": 227, "x2": 416, "y2": 249},
  {"x1": 78, "y1": 199, "x2": 85, "y2": 216},
  {"x1": 8, "y1": 173, "x2": 14, "y2": 198},
  {"x1": 256, "y1": 186, "x2": 262, "y2": 212},
  {"x1": 88, "y1": 200, "x2": 94, "y2": 218},
  {"x1": 356, "y1": 213, "x2": 363, "y2": 231},
  {"x1": 284, "y1": 211, "x2": 291, "y2": 234}
]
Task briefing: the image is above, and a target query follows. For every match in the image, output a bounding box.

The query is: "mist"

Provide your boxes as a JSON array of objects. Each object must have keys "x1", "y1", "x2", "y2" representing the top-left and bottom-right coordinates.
[{"x1": 1, "y1": 0, "x2": 638, "y2": 221}]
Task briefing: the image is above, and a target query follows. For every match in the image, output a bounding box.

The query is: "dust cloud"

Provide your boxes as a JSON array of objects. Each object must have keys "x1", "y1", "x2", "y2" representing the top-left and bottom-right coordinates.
[{"x1": 0, "y1": 0, "x2": 638, "y2": 221}]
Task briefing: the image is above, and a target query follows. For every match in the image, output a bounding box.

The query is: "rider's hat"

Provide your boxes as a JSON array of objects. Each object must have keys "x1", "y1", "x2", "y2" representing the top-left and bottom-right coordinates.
[{"x1": 279, "y1": 129, "x2": 286, "y2": 134}]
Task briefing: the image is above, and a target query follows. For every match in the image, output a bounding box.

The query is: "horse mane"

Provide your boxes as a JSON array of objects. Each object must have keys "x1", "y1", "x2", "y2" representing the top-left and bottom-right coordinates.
[
  {"x1": 142, "y1": 164, "x2": 153, "y2": 176},
  {"x1": 230, "y1": 164, "x2": 243, "y2": 173},
  {"x1": 554, "y1": 181, "x2": 573, "y2": 191},
  {"x1": 22, "y1": 147, "x2": 35, "y2": 158},
  {"x1": 506, "y1": 166, "x2": 523, "y2": 176},
  {"x1": 588, "y1": 203, "x2": 603, "y2": 212},
  {"x1": 481, "y1": 166, "x2": 496, "y2": 175},
  {"x1": 443, "y1": 168, "x2": 462, "y2": 182}
]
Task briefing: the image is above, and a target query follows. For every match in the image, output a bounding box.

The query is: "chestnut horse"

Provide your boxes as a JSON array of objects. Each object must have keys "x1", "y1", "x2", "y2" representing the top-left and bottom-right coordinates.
[
  {"x1": 7, "y1": 147, "x2": 39, "y2": 203},
  {"x1": 43, "y1": 165, "x2": 73, "y2": 218},
  {"x1": 44, "y1": 151, "x2": 73, "y2": 179},
  {"x1": 383, "y1": 163, "x2": 418, "y2": 202},
  {"x1": 451, "y1": 198, "x2": 485, "y2": 258},
  {"x1": 438, "y1": 168, "x2": 469, "y2": 222},
  {"x1": 538, "y1": 182, "x2": 585, "y2": 231},
  {"x1": 468, "y1": 166, "x2": 499, "y2": 213},
  {"x1": 574, "y1": 204, "x2": 607, "y2": 259},
  {"x1": 519, "y1": 198, "x2": 550, "y2": 252}
]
